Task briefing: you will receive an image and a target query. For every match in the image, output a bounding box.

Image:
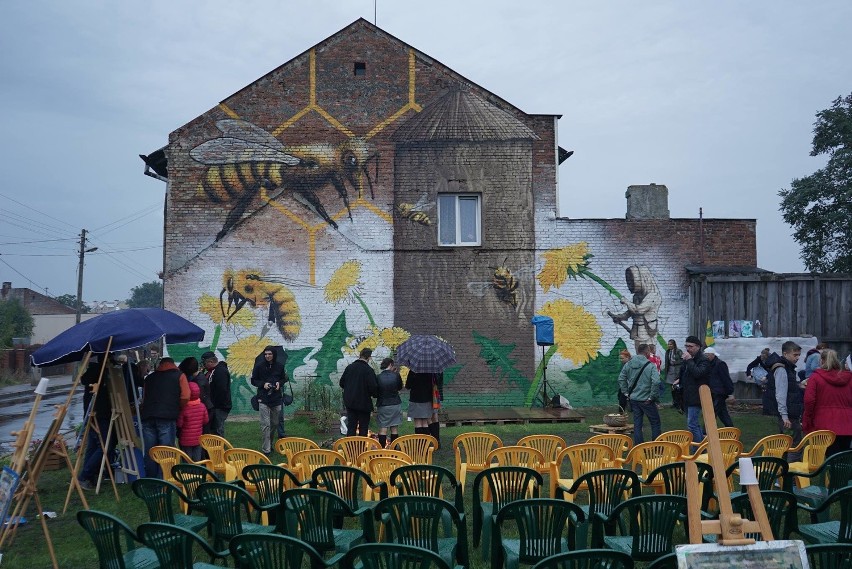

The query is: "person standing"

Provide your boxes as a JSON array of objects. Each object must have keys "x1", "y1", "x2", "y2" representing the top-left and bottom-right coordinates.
[
  {"x1": 250, "y1": 346, "x2": 286, "y2": 457},
  {"x1": 201, "y1": 351, "x2": 232, "y2": 437},
  {"x1": 375, "y1": 358, "x2": 404, "y2": 448},
  {"x1": 802, "y1": 343, "x2": 828, "y2": 382},
  {"x1": 663, "y1": 339, "x2": 683, "y2": 408},
  {"x1": 78, "y1": 355, "x2": 116, "y2": 490},
  {"x1": 763, "y1": 341, "x2": 804, "y2": 460},
  {"x1": 746, "y1": 348, "x2": 771, "y2": 387},
  {"x1": 704, "y1": 347, "x2": 735, "y2": 428},
  {"x1": 680, "y1": 335, "x2": 712, "y2": 449},
  {"x1": 617, "y1": 343, "x2": 661, "y2": 444},
  {"x1": 803, "y1": 349, "x2": 852, "y2": 457},
  {"x1": 177, "y1": 382, "x2": 209, "y2": 461},
  {"x1": 141, "y1": 356, "x2": 190, "y2": 477},
  {"x1": 339, "y1": 348, "x2": 378, "y2": 436},
  {"x1": 406, "y1": 370, "x2": 440, "y2": 440},
  {"x1": 617, "y1": 349, "x2": 631, "y2": 413},
  {"x1": 179, "y1": 357, "x2": 214, "y2": 434}
]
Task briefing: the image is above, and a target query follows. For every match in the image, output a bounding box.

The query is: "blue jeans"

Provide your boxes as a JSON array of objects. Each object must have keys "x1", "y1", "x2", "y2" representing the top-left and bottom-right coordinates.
[
  {"x1": 630, "y1": 399, "x2": 661, "y2": 444},
  {"x1": 80, "y1": 418, "x2": 116, "y2": 483},
  {"x1": 142, "y1": 418, "x2": 177, "y2": 478},
  {"x1": 686, "y1": 406, "x2": 704, "y2": 450}
]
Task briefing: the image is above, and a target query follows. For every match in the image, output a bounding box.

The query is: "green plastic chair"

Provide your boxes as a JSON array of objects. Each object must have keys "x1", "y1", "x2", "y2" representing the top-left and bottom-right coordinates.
[
  {"x1": 243, "y1": 463, "x2": 305, "y2": 525},
  {"x1": 196, "y1": 481, "x2": 277, "y2": 555},
  {"x1": 805, "y1": 543, "x2": 852, "y2": 569},
  {"x1": 731, "y1": 490, "x2": 798, "y2": 540},
  {"x1": 590, "y1": 494, "x2": 687, "y2": 563},
  {"x1": 797, "y1": 485, "x2": 852, "y2": 544},
  {"x1": 341, "y1": 543, "x2": 452, "y2": 569},
  {"x1": 76, "y1": 509, "x2": 160, "y2": 569},
  {"x1": 281, "y1": 487, "x2": 371, "y2": 563},
  {"x1": 171, "y1": 463, "x2": 220, "y2": 516},
  {"x1": 494, "y1": 498, "x2": 585, "y2": 569},
  {"x1": 727, "y1": 456, "x2": 788, "y2": 493},
  {"x1": 646, "y1": 552, "x2": 677, "y2": 569},
  {"x1": 557, "y1": 468, "x2": 640, "y2": 548},
  {"x1": 230, "y1": 533, "x2": 332, "y2": 569},
  {"x1": 137, "y1": 522, "x2": 230, "y2": 569},
  {"x1": 311, "y1": 464, "x2": 387, "y2": 517},
  {"x1": 789, "y1": 449, "x2": 852, "y2": 521},
  {"x1": 531, "y1": 549, "x2": 634, "y2": 569},
  {"x1": 131, "y1": 478, "x2": 209, "y2": 534},
  {"x1": 645, "y1": 461, "x2": 714, "y2": 513},
  {"x1": 391, "y1": 464, "x2": 464, "y2": 514},
  {"x1": 472, "y1": 466, "x2": 543, "y2": 562},
  {"x1": 373, "y1": 495, "x2": 468, "y2": 569}
]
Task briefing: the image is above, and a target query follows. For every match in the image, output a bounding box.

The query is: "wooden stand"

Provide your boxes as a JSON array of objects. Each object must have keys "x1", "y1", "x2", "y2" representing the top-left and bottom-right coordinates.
[
  {"x1": 588, "y1": 424, "x2": 634, "y2": 436},
  {"x1": 685, "y1": 384, "x2": 773, "y2": 545}
]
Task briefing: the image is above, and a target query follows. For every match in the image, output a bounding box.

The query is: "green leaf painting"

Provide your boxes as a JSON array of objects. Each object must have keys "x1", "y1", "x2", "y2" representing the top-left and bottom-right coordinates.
[
  {"x1": 311, "y1": 311, "x2": 350, "y2": 386},
  {"x1": 284, "y1": 346, "x2": 313, "y2": 380},
  {"x1": 443, "y1": 364, "x2": 462, "y2": 386},
  {"x1": 562, "y1": 338, "x2": 628, "y2": 407},
  {"x1": 472, "y1": 331, "x2": 531, "y2": 391},
  {"x1": 164, "y1": 342, "x2": 201, "y2": 365}
]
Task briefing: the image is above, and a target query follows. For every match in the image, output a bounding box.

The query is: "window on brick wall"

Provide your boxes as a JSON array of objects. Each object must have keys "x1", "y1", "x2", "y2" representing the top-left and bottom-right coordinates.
[
  {"x1": 438, "y1": 194, "x2": 481, "y2": 246},
  {"x1": 354, "y1": 62, "x2": 366, "y2": 76}
]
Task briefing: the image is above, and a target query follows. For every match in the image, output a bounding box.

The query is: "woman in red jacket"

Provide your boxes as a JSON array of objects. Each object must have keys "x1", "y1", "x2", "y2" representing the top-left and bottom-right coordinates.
[
  {"x1": 803, "y1": 349, "x2": 852, "y2": 457},
  {"x1": 177, "y1": 382, "x2": 209, "y2": 461}
]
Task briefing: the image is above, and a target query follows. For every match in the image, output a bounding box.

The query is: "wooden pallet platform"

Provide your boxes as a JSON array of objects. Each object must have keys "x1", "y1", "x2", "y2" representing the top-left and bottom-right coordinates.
[{"x1": 439, "y1": 407, "x2": 584, "y2": 427}]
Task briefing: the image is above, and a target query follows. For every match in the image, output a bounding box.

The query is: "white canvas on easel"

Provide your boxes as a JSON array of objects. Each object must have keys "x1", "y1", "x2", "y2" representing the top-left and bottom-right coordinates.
[{"x1": 96, "y1": 366, "x2": 142, "y2": 490}]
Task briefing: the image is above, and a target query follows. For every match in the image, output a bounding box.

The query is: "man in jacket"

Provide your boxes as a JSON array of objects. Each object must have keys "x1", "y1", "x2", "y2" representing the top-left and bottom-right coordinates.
[
  {"x1": 680, "y1": 335, "x2": 712, "y2": 449},
  {"x1": 141, "y1": 357, "x2": 190, "y2": 477},
  {"x1": 618, "y1": 343, "x2": 662, "y2": 444},
  {"x1": 339, "y1": 348, "x2": 378, "y2": 436},
  {"x1": 202, "y1": 351, "x2": 232, "y2": 437},
  {"x1": 763, "y1": 341, "x2": 804, "y2": 460},
  {"x1": 705, "y1": 347, "x2": 735, "y2": 428},
  {"x1": 250, "y1": 346, "x2": 287, "y2": 457}
]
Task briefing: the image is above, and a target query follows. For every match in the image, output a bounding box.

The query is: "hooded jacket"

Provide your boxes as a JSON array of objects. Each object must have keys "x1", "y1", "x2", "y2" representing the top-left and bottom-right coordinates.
[
  {"x1": 207, "y1": 361, "x2": 232, "y2": 412},
  {"x1": 251, "y1": 345, "x2": 287, "y2": 407},
  {"x1": 177, "y1": 382, "x2": 209, "y2": 446},
  {"x1": 680, "y1": 351, "x2": 712, "y2": 407},
  {"x1": 802, "y1": 367, "x2": 852, "y2": 435},
  {"x1": 617, "y1": 354, "x2": 661, "y2": 402},
  {"x1": 339, "y1": 358, "x2": 378, "y2": 412}
]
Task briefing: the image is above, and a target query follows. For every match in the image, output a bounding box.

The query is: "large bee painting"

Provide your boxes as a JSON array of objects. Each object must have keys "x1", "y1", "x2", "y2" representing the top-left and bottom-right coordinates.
[
  {"x1": 467, "y1": 265, "x2": 531, "y2": 309},
  {"x1": 220, "y1": 269, "x2": 302, "y2": 341},
  {"x1": 191, "y1": 120, "x2": 378, "y2": 240},
  {"x1": 397, "y1": 194, "x2": 434, "y2": 226}
]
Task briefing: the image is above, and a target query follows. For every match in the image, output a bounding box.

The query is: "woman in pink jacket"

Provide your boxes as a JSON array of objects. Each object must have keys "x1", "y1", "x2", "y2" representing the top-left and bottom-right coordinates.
[
  {"x1": 802, "y1": 349, "x2": 852, "y2": 457},
  {"x1": 177, "y1": 382, "x2": 209, "y2": 461}
]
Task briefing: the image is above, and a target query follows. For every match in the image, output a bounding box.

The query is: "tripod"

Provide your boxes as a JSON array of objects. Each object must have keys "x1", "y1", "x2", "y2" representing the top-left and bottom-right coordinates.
[{"x1": 534, "y1": 344, "x2": 553, "y2": 408}]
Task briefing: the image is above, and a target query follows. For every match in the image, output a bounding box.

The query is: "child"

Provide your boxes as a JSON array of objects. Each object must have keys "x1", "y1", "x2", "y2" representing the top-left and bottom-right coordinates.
[{"x1": 177, "y1": 382, "x2": 209, "y2": 461}]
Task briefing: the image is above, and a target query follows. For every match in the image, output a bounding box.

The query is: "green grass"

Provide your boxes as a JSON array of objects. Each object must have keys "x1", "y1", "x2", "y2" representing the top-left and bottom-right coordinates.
[{"x1": 0, "y1": 406, "x2": 789, "y2": 568}]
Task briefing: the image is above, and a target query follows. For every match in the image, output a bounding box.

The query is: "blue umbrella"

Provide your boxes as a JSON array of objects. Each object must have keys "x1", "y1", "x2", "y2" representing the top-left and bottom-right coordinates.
[{"x1": 30, "y1": 308, "x2": 205, "y2": 367}]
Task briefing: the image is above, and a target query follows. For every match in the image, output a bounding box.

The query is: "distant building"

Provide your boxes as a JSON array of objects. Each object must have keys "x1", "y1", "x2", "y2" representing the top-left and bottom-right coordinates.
[
  {"x1": 1, "y1": 281, "x2": 74, "y2": 315},
  {"x1": 89, "y1": 300, "x2": 127, "y2": 313}
]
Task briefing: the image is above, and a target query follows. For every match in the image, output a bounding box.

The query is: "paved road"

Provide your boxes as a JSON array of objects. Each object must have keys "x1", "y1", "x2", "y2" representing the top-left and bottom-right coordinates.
[{"x1": 0, "y1": 375, "x2": 83, "y2": 455}]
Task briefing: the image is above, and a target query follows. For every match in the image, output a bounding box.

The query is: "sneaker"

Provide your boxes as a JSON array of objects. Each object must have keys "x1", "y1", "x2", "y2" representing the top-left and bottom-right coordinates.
[{"x1": 79, "y1": 479, "x2": 95, "y2": 490}]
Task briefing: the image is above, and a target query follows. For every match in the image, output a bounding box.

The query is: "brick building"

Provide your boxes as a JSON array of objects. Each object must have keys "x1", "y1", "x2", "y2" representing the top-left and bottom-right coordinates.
[{"x1": 149, "y1": 19, "x2": 756, "y2": 411}]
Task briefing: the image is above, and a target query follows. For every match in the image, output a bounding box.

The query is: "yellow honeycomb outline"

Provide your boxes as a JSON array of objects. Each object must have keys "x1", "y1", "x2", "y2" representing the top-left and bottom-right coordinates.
[{"x1": 217, "y1": 49, "x2": 421, "y2": 284}]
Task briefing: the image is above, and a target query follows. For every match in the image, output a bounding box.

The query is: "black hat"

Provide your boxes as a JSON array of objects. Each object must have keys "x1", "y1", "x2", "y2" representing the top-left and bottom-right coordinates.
[
  {"x1": 200, "y1": 351, "x2": 217, "y2": 362},
  {"x1": 685, "y1": 335, "x2": 702, "y2": 346}
]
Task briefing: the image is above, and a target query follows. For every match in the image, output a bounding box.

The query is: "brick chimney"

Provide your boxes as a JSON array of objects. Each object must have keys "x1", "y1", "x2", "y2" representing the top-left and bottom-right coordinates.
[{"x1": 626, "y1": 184, "x2": 670, "y2": 219}]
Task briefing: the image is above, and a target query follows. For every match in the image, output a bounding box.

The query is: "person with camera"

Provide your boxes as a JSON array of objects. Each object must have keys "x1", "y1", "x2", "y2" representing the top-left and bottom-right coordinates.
[{"x1": 250, "y1": 345, "x2": 287, "y2": 458}]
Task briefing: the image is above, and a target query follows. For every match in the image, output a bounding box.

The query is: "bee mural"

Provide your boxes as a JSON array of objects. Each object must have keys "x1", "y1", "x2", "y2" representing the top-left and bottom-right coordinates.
[
  {"x1": 220, "y1": 269, "x2": 302, "y2": 341},
  {"x1": 467, "y1": 265, "x2": 533, "y2": 308},
  {"x1": 191, "y1": 120, "x2": 379, "y2": 241},
  {"x1": 396, "y1": 194, "x2": 434, "y2": 226}
]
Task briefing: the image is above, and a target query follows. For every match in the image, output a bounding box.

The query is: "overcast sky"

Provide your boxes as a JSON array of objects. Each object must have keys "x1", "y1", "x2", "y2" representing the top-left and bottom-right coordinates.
[{"x1": 1, "y1": 1, "x2": 849, "y2": 302}]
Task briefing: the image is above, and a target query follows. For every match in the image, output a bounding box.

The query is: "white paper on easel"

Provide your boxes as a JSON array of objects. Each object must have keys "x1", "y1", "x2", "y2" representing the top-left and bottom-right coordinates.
[
  {"x1": 34, "y1": 378, "x2": 49, "y2": 396},
  {"x1": 739, "y1": 457, "x2": 758, "y2": 486}
]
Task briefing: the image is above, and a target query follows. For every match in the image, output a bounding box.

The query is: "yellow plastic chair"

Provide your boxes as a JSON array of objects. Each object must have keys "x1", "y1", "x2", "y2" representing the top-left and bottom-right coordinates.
[
  {"x1": 517, "y1": 434, "x2": 565, "y2": 468},
  {"x1": 655, "y1": 430, "x2": 694, "y2": 458},
  {"x1": 718, "y1": 427, "x2": 741, "y2": 440},
  {"x1": 223, "y1": 448, "x2": 271, "y2": 491},
  {"x1": 625, "y1": 441, "x2": 682, "y2": 494},
  {"x1": 148, "y1": 446, "x2": 213, "y2": 485},
  {"x1": 686, "y1": 439, "x2": 743, "y2": 469},
  {"x1": 274, "y1": 437, "x2": 319, "y2": 466},
  {"x1": 357, "y1": 449, "x2": 412, "y2": 471},
  {"x1": 366, "y1": 456, "x2": 411, "y2": 499},
  {"x1": 788, "y1": 429, "x2": 836, "y2": 488},
  {"x1": 587, "y1": 434, "x2": 633, "y2": 468},
  {"x1": 388, "y1": 434, "x2": 438, "y2": 464},
  {"x1": 333, "y1": 436, "x2": 382, "y2": 467},
  {"x1": 290, "y1": 448, "x2": 345, "y2": 482},
  {"x1": 453, "y1": 432, "x2": 502, "y2": 487},
  {"x1": 486, "y1": 446, "x2": 545, "y2": 469},
  {"x1": 742, "y1": 434, "x2": 793, "y2": 459},
  {"x1": 199, "y1": 434, "x2": 233, "y2": 478},
  {"x1": 551, "y1": 443, "x2": 614, "y2": 500}
]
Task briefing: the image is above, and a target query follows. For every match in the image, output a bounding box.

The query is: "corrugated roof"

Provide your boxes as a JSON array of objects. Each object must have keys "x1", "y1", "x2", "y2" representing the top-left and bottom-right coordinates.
[{"x1": 392, "y1": 86, "x2": 539, "y2": 143}]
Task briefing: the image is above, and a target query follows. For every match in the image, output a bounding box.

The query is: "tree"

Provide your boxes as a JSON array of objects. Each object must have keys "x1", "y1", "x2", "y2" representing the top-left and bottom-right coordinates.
[
  {"x1": 779, "y1": 93, "x2": 852, "y2": 273},
  {"x1": 0, "y1": 299, "x2": 34, "y2": 348},
  {"x1": 55, "y1": 293, "x2": 90, "y2": 313},
  {"x1": 127, "y1": 281, "x2": 163, "y2": 308}
]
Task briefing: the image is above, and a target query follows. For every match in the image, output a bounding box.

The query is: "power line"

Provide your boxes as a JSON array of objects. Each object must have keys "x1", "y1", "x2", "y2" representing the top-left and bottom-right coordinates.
[
  {"x1": 91, "y1": 202, "x2": 162, "y2": 236},
  {"x1": 0, "y1": 256, "x2": 51, "y2": 295},
  {"x1": 0, "y1": 238, "x2": 75, "y2": 245},
  {"x1": 0, "y1": 191, "x2": 79, "y2": 232}
]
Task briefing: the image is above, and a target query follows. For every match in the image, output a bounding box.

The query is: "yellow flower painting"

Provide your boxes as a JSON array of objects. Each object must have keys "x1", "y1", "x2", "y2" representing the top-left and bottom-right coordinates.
[
  {"x1": 197, "y1": 294, "x2": 255, "y2": 328},
  {"x1": 324, "y1": 260, "x2": 363, "y2": 304},
  {"x1": 537, "y1": 242, "x2": 592, "y2": 292},
  {"x1": 346, "y1": 325, "x2": 411, "y2": 356},
  {"x1": 539, "y1": 299, "x2": 602, "y2": 366},
  {"x1": 227, "y1": 335, "x2": 266, "y2": 378}
]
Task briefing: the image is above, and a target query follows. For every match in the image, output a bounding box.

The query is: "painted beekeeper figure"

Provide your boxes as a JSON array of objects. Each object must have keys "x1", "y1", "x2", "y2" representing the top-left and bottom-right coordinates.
[{"x1": 607, "y1": 265, "x2": 662, "y2": 352}]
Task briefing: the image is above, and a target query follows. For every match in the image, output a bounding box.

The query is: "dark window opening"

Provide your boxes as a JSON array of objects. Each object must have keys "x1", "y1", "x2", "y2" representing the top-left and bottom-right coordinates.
[{"x1": 354, "y1": 62, "x2": 366, "y2": 76}]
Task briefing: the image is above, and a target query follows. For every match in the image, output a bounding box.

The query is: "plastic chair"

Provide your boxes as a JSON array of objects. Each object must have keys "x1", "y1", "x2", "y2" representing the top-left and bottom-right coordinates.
[
  {"x1": 199, "y1": 434, "x2": 233, "y2": 478},
  {"x1": 805, "y1": 543, "x2": 852, "y2": 569},
  {"x1": 291, "y1": 448, "x2": 346, "y2": 481},
  {"x1": 230, "y1": 533, "x2": 332, "y2": 569},
  {"x1": 558, "y1": 468, "x2": 641, "y2": 548},
  {"x1": 131, "y1": 478, "x2": 209, "y2": 534},
  {"x1": 312, "y1": 465, "x2": 387, "y2": 523},
  {"x1": 148, "y1": 446, "x2": 213, "y2": 485},
  {"x1": 391, "y1": 464, "x2": 464, "y2": 515},
  {"x1": 453, "y1": 432, "x2": 502, "y2": 487},
  {"x1": 389, "y1": 434, "x2": 439, "y2": 464},
  {"x1": 495, "y1": 499, "x2": 585, "y2": 569},
  {"x1": 281, "y1": 488, "x2": 372, "y2": 561},
  {"x1": 624, "y1": 442, "x2": 683, "y2": 495},
  {"x1": 742, "y1": 433, "x2": 793, "y2": 459},
  {"x1": 172, "y1": 463, "x2": 219, "y2": 515},
  {"x1": 472, "y1": 466, "x2": 543, "y2": 561},
  {"x1": 730, "y1": 490, "x2": 798, "y2": 540},
  {"x1": 274, "y1": 436, "x2": 320, "y2": 466},
  {"x1": 77, "y1": 509, "x2": 160, "y2": 569},
  {"x1": 790, "y1": 449, "x2": 852, "y2": 520},
  {"x1": 334, "y1": 436, "x2": 382, "y2": 466},
  {"x1": 196, "y1": 481, "x2": 277, "y2": 554},
  {"x1": 654, "y1": 431, "x2": 693, "y2": 457},
  {"x1": 487, "y1": 446, "x2": 546, "y2": 469},
  {"x1": 788, "y1": 430, "x2": 837, "y2": 488},
  {"x1": 717, "y1": 427, "x2": 741, "y2": 440},
  {"x1": 687, "y1": 439, "x2": 743, "y2": 469},
  {"x1": 727, "y1": 456, "x2": 788, "y2": 493},
  {"x1": 551, "y1": 444, "x2": 614, "y2": 500},
  {"x1": 223, "y1": 447, "x2": 271, "y2": 487},
  {"x1": 645, "y1": 462, "x2": 714, "y2": 514},
  {"x1": 590, "y1": 494, "x2": 687, "y2": 563},
  {"x1": 797, "y1": 485, "x2": 852, "y2": 544},
  {"x1": 586, "y1": 434, "x2": 633, "y2": 468},
  {"x1": 645, "y1": 552, "x2": 677, "y2": 569},
  {"x1": 358, "y1": 448, "x2": 414, "y2": 471},
  {"x1": 341, "y1": 543, "x2": 452, "y2": 569},
  {"x1": 531, "y1": 550, "x2": 634, "y2": 569},
  {"x1": 367, "y1": 456, "x2": 412, "y2": 499},
  {"x1": 374, "y1": 495, "x2": 468, "y2": 569},
  {"x1": 517, "y1": 434, "x2": 566, "y2": 472},
  {"x1": 243, "y1": 463, "x2": 305, "y2": 525},
  {"x1": 137, "y1": 522, "x2": 230, "y2": 569}
]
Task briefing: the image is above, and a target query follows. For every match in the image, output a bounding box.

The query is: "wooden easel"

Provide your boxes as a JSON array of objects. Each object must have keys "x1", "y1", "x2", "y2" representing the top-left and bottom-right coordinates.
[
  {"x1": 685, "y1": 384, "x2": 773, "y2": 544},
  {"x1": 94, "y1": 366, "x2": 142, "y2": 492}
]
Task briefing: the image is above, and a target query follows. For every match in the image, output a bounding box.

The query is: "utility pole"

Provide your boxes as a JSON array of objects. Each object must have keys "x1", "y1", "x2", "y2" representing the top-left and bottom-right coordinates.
[{"x1": 76, "y1": 229, "x2": 97, "y2": 324}]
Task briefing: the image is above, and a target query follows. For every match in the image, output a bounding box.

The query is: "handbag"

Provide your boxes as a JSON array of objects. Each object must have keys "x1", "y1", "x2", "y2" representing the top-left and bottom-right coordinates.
[
  {"x1": 250, "y1": 394, "x2": 260, "y2": 412},
  {"x1": 282, "y1": 379, "x2": 294, "y2": 406}
]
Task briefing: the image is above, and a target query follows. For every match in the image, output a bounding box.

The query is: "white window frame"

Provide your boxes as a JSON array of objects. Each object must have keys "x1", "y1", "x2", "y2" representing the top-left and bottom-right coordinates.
[{"x1": 437, "y1": 193, "x2": 481, "y2": 246}]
